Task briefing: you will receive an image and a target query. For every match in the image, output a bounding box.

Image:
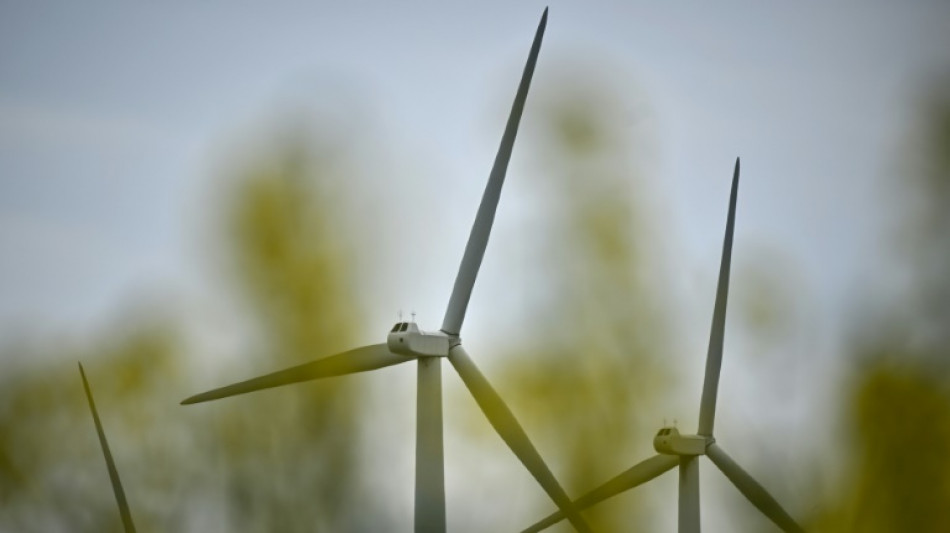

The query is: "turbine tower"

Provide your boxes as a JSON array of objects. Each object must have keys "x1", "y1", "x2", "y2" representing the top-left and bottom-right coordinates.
[
  {"x1": 522, "y1": 159, "x2": 804, "y2": 533},
  {"x1": 79, "y1": 363, "x2": 137, "y2": 533},
  {"x1": 182, "y1": 9, "x2": 591, "y2": 533}
]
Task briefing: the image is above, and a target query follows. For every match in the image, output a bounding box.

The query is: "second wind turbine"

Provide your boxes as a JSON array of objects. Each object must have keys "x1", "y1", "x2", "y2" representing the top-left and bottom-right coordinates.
[{"x1": 522, "y1": 159, "x2": 803, "y2": 533}]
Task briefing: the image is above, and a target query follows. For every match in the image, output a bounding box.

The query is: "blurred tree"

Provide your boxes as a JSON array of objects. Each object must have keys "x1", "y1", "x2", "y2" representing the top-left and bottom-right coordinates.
[
  {"x1": 805, "y1": 76, "x2": 950, "y2": 532},
  {"x1": 483, "y1": 73, "x2": 673, "y2": 531},
  {"x1": 204, "y1": 132, "x2": 373, "y2": 531},
  {"x1": 0, "y1": 320, "x2": 187, "y2": 532},
  {"x1": 0, "y1": 126, "x2": 382, "y2": 531}
]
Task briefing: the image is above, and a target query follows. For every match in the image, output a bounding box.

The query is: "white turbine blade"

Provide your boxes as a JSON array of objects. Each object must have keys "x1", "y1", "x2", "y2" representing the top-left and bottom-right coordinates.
[
  {"x1": 697, "y1": 157, "x2": 740, "y2": 436},
  {"x1": 522, "y1": 454, "x2": 678, "y2": 533},
  {"x1": 181, "y1": 344, "x2": 410, "y2": 405},
  {"x1": 441, "y1": 8, "x2": 547, "y2": 336},
  {"x1": 447, "y1": 345, "x2": 591, "y2": 533},
  {"x1": 79, "y1": 363, "x2": 137, "y2": 533},
  {"x1": 706, "y1": 442, "x2": 803, "y2": 533}
]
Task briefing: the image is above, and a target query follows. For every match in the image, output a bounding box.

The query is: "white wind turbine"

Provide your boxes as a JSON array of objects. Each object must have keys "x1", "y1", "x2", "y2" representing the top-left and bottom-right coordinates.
[
  {"x1": 79, "y1": 363, "x2": 137, "y2": 533},
  {"x1": 181, "y1": 8, "x2": 591, "y2": 533},
  {"x1": 522, "y1": 159, "x2": 804, "y2": 533}
]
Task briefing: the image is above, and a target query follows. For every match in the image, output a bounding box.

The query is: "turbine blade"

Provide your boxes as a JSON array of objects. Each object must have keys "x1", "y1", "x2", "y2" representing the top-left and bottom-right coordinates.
[
  {"x1": 79, "y1": 363, "x2": 137, "y2": 533},
  {"x1": 706, "y1": 442, "x2": 803, "y2": 533},
  {"x1": 447, "y1": 345, "x2": 591, "y2": 533},
  {"x1": 522, "y1": 454, "x2": 678, "y2": 533},
  {"x1": 441, "y1": 8, "x2": 547, "y2": 336},
  {"x1": 181, "y1": 344, "x2": 410, "y2": 404},
  {"x1": 697, "y1": 157, "x2": 740, "y2": 436}
]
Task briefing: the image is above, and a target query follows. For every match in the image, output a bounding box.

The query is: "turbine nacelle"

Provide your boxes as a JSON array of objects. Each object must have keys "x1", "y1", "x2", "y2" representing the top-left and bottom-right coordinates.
[
  {"x1": 652, "y1": 426, "x2": 709, "y2": 456},
  {"x1": 387, "y1": 322, "x2": 451, "y2": 358}
]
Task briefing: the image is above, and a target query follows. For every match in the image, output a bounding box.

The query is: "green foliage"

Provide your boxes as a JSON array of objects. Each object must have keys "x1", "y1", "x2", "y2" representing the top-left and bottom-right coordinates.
[
  {"x1": 849, "y1": 363, "x2": 950, "y2": 532},
  {"x1": 197, "y1": 139, "x2": 371, "y2": 531},
  {"x1": 806, "y1": 75, "x2": 950, "y2": 533},
  {"x1": 0, "y1": 323, "x2": 184, "y2": 531},
  {"x1": 491, "y1": 78, "x2": 672, "y2": 532},
  {"x1": 0, "y1": 132, "x2": 375, "y2": 531}
]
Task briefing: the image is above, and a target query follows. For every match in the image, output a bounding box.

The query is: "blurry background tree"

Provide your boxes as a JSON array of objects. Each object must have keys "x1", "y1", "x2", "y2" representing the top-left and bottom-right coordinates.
[
  {"x1": 474, "y1": 69, "x2": 674, "y2": 532},
  {"x1": 0, "y1": 319, "x2": 189, "y2": 532},
  {"x1": 194, "y1": 131, "x2": 378, "y2": 531},
  {"x1": 803, "y1": 76, "x2": 950, "y2": 532},
  {"x1": 0, "y1": 126, "x2": 387, "y2": 531}
]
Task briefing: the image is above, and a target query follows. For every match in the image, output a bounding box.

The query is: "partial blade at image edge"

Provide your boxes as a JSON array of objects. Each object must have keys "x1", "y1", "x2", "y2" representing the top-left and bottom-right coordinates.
[
  {"x1": 697, "y1": 157, "x2": 740, "y2": 436},
  {"x1": 706, "y1": 442, "x2": 803, "y2": 533},
  {"x1": 441, "y1": 8, "x2": 548, "y2": 336},
  {"x1": 447, "y1": 345, "x2": 592, "y2": 533},
  {"x1": 522, "y1": 454, "x2": 678, "y2": 533},
  {"x1": 79, "y1": 363, "x2": 137, "y2": 533},
  {"x1": 181, "y1": 343, "x2": 410, "y2": 404}
]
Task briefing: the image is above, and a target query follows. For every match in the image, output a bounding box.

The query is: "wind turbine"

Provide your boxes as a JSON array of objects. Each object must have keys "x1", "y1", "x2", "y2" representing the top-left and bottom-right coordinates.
[
  {"x1": 522, "y1": 159, "x2": 804, "y2": 533},
  {"x1": 181, "y1": 8, "x2": 591, "y2": 533},
  {"x1": 79, "y1": 363, "x2": 137, "y2": 533}
]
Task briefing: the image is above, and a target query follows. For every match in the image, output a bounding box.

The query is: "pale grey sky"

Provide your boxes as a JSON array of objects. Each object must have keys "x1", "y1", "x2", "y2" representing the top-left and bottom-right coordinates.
[{"x1": 1, "y1": 1, "x2": 947, "y2": 328}]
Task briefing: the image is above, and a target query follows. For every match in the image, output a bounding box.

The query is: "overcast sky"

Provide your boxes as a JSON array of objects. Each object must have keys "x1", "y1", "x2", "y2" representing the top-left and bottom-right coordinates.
[
  {"x1": 2, "y1": 1, "x2": 949, "y2": 530},
  {"x1": 2, "y1": 1, "x2": 948, "y2": 330}
]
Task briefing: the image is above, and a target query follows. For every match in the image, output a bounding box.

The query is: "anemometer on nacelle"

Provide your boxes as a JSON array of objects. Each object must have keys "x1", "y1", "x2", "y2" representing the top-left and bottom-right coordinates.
[{"x1": 387, "y1": 322, "x2": 451, "y2": 357}]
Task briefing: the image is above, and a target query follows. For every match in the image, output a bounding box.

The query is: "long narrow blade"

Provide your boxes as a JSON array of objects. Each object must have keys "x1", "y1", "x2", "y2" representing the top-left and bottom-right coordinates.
[
  {"x1": 706, "y1": 442, "x2": 803, "y2": 533},
  {"x1": 697, "y1": 157, "x2": 740, "y2": 436},
  {"x1": 79, "y1": 363, "x2": 137, "y2": 533},
  {"x1": 448, "y1": 345, "x2": 591, "y2": 533},
  {"x1": 181, "y1": 344, "x2": 410, "y2": 404},
  {"x1": 441, "y1": 8, "x2": 548, "y2": 336},
  {"x1": 522, "y1": 454, "x2": 678, "y2": 533}
]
